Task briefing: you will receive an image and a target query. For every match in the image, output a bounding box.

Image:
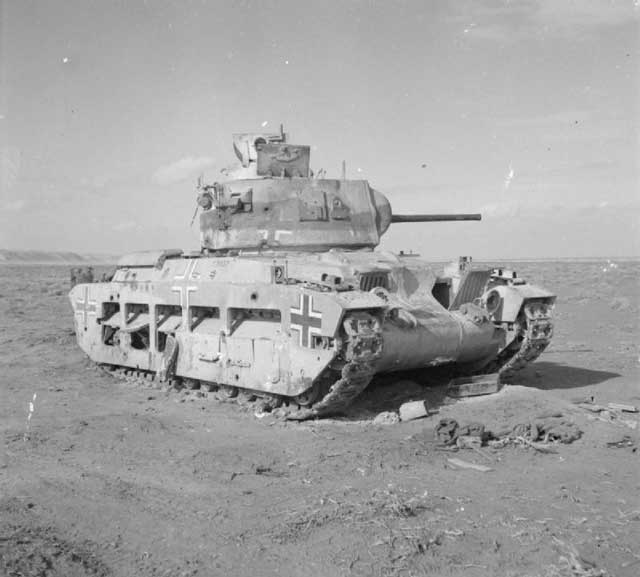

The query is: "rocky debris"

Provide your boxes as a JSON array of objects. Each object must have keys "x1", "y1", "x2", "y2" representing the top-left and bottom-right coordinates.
[
  {"x1": 579, "y1": 403, "x2": 608, "y2": 413},
  {"x1": 436, "y1": 418, "x2": 462, "y2": 446},
  {"x1": 371, "y1": 402, "x2": 429, "y2": 424},
  {"x1": 607, "y1": 402, "x2": 638, "y2": 413},
  {"x1": 458, "y1": 422, "x2": 487, "y2": 438},
  {"x1": 509, "y1": 415, "x2": 582, "y2": 444},
  {"x1": 435, "y1": 414, "x2": 582, "y2": 451},
  {"x1": 398, "y1": 400, "x2": 429, "y2": 421},
  {"x1": 575, "y1": 397, "x2": 640, "y2": 429},
  {"x1": 373, "y1": 411, "x2": 400, "y2": 425},
  {"x1": 253, "y1": 464, "x2": 286, "y2": 477},
  {"x1": 435, "y1": 419, "x2": 490, "y2": 446},
  {"x1": 446, "y1": 457, "x2": 492, "y2": 473},
  {"x1": 447, "y1": 373, "x2": 501, "y2": 397},
  {"x1": 605, "y1": 435, "x2": 636, "y2": 450},
  {"x1": 456, "y1": 435, "x2": 482, "y2": 450}
]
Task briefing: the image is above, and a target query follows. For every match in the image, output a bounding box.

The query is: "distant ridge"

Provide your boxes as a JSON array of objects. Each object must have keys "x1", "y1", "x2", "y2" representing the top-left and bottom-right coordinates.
[{"x1": 0, "y1": 249, "x2": 116, "y2": 265}]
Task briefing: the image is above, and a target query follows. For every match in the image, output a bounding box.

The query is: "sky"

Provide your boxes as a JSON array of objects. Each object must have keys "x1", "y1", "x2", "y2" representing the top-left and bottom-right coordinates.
[{"x1": 0, "y1": 0, "x2": 638, "y2": 259}]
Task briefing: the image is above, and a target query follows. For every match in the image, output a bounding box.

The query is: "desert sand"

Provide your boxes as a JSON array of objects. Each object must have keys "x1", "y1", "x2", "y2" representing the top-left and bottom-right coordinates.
[{"x1": 1, "y1": 260, "x2": 638, "y2": 577}]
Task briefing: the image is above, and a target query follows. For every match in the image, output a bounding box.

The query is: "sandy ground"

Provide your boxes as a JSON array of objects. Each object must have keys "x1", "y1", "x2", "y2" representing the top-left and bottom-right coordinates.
[{"x1": 1, "y1": 261, "x2": 639, "y2": 577}]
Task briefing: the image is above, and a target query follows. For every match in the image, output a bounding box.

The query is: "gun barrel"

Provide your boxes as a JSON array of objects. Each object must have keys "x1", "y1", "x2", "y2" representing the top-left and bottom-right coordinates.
[{"x1": 391, "y1": 213, "x2": 481, "y2": 223}]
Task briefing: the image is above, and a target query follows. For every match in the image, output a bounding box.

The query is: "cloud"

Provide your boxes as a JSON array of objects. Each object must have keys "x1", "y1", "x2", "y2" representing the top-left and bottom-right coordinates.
[{"x1": 152, "y1": 156, "x2": 215, "y2": 186}]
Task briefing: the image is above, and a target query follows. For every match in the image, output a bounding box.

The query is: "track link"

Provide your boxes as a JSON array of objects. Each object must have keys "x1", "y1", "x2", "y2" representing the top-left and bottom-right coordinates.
[
  {"x1": 492, "y1": 302, "x2": 554, "y2": 381},
  {"x1": 96, "y1": 304, "x2": 553, "y2": 418}
]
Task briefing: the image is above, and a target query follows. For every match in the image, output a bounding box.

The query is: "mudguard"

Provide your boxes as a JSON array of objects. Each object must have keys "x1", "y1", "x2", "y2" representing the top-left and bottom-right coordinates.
[{"x1": 487, "y1": 284, "x2": 556, "y2": 323}]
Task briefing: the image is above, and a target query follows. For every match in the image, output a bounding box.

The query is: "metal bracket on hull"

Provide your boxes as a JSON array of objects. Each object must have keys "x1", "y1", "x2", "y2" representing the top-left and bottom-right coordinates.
[{"x1": 158, "y1": 335, "x2": 178, "y2": 382}]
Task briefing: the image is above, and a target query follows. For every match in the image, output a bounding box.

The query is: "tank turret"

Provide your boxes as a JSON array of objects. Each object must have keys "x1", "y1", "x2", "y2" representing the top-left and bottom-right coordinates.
[{"x1": 197, "y1": 131, "x2": 480, "y2": 253}]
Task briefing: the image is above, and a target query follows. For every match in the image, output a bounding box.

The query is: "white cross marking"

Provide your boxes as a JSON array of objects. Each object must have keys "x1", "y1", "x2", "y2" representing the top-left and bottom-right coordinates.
[
  {"x1": 290, "y1": 293, "x2": 322, "y2": 347},
  {"x1": 171, "y1": 285, "x2": 198, "y2": 310},
  {"x1": 173, "y1": 260, "x2": 200, "y2": 281},
  {"x1": 75, "y1": 286, "x2": 98, "y2": 328}
]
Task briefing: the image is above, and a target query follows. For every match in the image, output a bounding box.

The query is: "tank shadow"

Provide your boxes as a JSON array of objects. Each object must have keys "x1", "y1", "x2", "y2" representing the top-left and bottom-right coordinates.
[
  {"x1": 508, "y1": 361, "x2": 621, "y2": 391},
  {"x1": 341, "y1": 362, "x2": 621, "y2": 421},
  {"x1": 342, "y1": 372, "x2": 453, "y2": 421}
]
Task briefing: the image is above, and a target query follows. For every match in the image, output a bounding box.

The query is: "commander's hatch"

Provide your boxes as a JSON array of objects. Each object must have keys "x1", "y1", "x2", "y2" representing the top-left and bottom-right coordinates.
[
  {"x1": 232, "y1": 130, "x2": 286, "y2": 167},
  {"x1": 230, "y1": 127, "x2": 310, "y2": 178},
  {"x1": 257, "y1": 143, "x2": 310, "y2": 177}
]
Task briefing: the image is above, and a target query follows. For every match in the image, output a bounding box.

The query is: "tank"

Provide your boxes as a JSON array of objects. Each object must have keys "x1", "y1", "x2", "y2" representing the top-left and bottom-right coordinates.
[{"x1": 69, "y1": 128, "x2": 555, "y2": 417}]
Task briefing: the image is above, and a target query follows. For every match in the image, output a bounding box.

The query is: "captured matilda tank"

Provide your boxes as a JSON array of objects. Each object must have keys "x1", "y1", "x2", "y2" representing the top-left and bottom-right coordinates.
[{"x1": 69, "y1": 128, "x2": 555, "y2": 417}]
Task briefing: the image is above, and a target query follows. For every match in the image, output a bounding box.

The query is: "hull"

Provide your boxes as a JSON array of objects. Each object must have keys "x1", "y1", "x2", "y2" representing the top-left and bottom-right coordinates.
[{"x1": 70, "y1": 249, "x2": 555, "y2": 415}]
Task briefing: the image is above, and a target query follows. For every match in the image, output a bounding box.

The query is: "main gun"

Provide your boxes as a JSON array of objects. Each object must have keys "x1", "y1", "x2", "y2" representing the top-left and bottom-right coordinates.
[{"x1": 391, "y1": 213, "x2": 481, "y2": 223}]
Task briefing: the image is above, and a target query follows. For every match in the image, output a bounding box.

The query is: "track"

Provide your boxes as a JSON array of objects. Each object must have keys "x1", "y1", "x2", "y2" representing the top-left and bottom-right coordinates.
[
  {"x1": 490, "y1": 301, "x2": 554, "y2": 381},
  {"x1": 97, "y1": 303, "x2": 553, "y2": 419},
  {"x1": 99, "y1": 311, "x2": 383, "y2": 420},
  {"x1": 99, "y1": 359, "x2": 378, "y2": 421}
]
